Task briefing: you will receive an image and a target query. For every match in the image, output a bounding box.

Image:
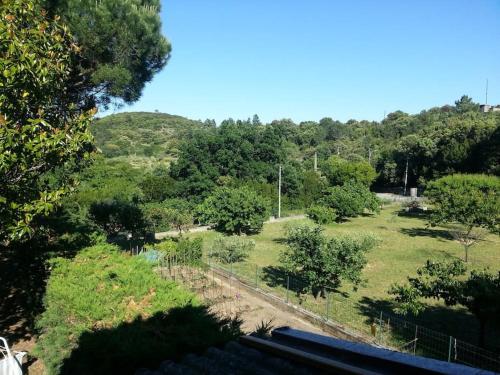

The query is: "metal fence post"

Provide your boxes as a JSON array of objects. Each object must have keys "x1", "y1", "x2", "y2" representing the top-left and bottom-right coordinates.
[
  {"x1": 414, "y1": 325, "x2": 418, "y2": 355},
  {"x1": 378, "y1": 311, "x2": 383, "y2": 341},
  {"x1": 326, "y1": 292, "x2": 330, "y2": 321},
  {"x1": 255, "y1": 265, "x2": 258, "y2": 288},
  {"x1": 448, "y1": 336, "x2": 453, "y2": 362},
  {"x1": 286, "y1": 275, "x2": 290, "y2": 303}
]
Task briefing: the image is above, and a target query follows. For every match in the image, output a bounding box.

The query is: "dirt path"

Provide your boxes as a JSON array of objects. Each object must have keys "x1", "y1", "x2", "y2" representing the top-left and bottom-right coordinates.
[
  {"x1": 215, "y1": 276, "x2": 325, "y2": 334},
  {"x1": 177, "y1": 267, "x2": 329, "y2": 336},
  {"x1": 155, "y1": 214, "x2": 307, "y2": 240}
]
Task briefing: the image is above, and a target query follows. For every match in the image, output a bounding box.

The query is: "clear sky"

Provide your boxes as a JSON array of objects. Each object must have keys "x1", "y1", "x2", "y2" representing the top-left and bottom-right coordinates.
[{"x1": 110, "y1": 0, "x2": 500, "y2": 124}]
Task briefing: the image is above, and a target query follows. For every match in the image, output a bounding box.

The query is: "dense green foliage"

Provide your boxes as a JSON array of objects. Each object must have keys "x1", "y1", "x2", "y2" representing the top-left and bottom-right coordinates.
[
  {"x1": 35, "y1": 244, "x2": 238, "y2": 374},
  {"x1": 0, "y1": 0, "x2": 95, "y2": 243},
  {"x1": 426, "y1": 174, "x2": 500, "y2": 261},
  {"x1": 42, "y1": 0, "x2": 170, "y2": 109},
  {"x1": 75, "y1": 94, "x2": 499, "y2": 235},
  {"x1": 322, "y1": 156, "x2": 377, "y2": 186},
  {"x1": 281, "y1": 225, "x2": 378, "y2": 297},
  {"x1": 390, "y1": 260, "x2": 500, "y2": 347},
  {"x1": 210, "y1": 235, "x2": 256, "y2": 264},
  {"x1": 197, "y1": 186, "x2": 271, "y2": 235},
  {"x1": 306, "y1": 205, "x2": 337, "y2": 224},
  {"x1": 321, "y1": 182, "x2": 380, "y2": 220},
  {"x1": 427, "y1": 174, "x2": 500, "y2": 233}
]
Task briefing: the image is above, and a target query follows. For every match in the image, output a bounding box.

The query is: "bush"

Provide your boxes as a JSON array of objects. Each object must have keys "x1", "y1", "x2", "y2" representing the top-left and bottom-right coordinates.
[
  {"x1": 143, "y1": 203, "x2": 171, "y2": 232},
  {"x1": 322, "y1": 156, "x2": 377, "y2": 187},
  {"x1": 306, "y1": 205, "x2": 337, "y2": 224},
  {"x1": 177, "y1": 237, "x2": 203, "y2": 264},
  {"x1": 322, "y1": 182, "x2": 380, "y2": 220},
  {"x1": 197, "y1": 186, "x2": 270, "y2": 235},
  {"x1": 210, "y1": 235, "x2": 256, "y2": 264},
  {"x1": 35, "y1": 244, "x2": 238, "y2": 375}
]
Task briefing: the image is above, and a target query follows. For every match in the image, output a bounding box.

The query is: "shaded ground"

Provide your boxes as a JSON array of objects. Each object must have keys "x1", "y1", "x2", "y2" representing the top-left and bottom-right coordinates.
[{"x1": 0, "y1": 246, "x2": 51, "y2": 375}]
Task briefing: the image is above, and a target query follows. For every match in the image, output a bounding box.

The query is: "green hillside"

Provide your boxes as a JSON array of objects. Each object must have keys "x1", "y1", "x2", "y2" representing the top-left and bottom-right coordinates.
[{"x1": 92, "y1": 112, "x2": 205, "y2": 161}]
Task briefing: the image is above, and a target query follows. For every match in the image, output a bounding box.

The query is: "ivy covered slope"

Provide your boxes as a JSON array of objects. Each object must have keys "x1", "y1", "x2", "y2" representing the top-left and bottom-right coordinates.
[
  {"x1": 35, "y1": 244, "x2": 240, "y2": 375},
  {"x1": 91, "y1": 112, "x2": 207, "y2": 161}
]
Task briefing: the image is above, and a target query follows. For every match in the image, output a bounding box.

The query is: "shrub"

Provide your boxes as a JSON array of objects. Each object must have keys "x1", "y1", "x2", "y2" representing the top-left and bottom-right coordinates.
[
  {"x1": 35, "y1": 244, "x2": 239, "y2": 375},
  {"x1": 210, "y1": 235, "x2": 256, "y2": 264},
  {"x1": 143, "y1": 201, "x2": 194, "y2": 235},
  {"x1": 155, "y1": 239, "x2": 178, "y2": 255},
  {"x1": 306, "y1": 205, "x2": 337, "y2": 224},
  {"x1": 197, "y1": 186, "x2": 270, "y2": 235},
  {"x1": 322, "y1": 182, "x2": 380, "y2": 220},
  {"x1": 177, "y1": 237, "x2": 203, "y2": 264},
  {"x1": 322, "y1": 156, "x2": 377, "y2": 187}
]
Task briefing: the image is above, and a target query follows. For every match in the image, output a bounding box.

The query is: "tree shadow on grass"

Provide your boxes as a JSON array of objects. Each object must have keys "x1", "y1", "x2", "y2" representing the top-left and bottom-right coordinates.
[
  {"x1": 397, "y1": 210, "x2": 430, "y2": 219},
  {"x1": 356, "y1": 297, "x2": 500, "y2": 353},
  {"x1": 260, "y1": 266, "x2": 349, "y2": 299},
  {"x1": 60, "y1": 305, "x2": 242, "y2": 375},
  {"x1": 272, "y1": 237, "x2": 288, "y2": 245},
  {"x1": 399, "y1": 227, "x2": 454, "y2": 241}
]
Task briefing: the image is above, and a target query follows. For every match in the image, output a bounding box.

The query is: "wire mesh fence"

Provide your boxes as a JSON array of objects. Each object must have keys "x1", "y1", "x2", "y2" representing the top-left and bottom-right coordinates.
[
  {"x1": 135, "y1": 247, "x2": 500, "y2": 373},
  {"x1": 204, "y1": 257, "x2": 500, "y2": 373}
]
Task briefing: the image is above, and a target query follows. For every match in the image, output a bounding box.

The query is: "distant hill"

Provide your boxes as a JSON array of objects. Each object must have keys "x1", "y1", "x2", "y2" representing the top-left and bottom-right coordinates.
[{"x1": 92, "y1": 112, "x2": 204, "y2": 160}]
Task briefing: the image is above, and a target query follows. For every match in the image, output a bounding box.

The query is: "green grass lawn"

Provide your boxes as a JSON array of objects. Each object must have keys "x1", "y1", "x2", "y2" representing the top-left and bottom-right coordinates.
[{"x1": 188, "y1": 203, "x2": 500, "y2": 350}]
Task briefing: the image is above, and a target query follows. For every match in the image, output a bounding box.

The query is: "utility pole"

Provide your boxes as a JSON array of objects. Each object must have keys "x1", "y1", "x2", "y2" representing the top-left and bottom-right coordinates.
[
  {"x1": 278, "y1": 164, "x2": 282, "y2": 218},
  {"x1": 314, "y1": 152, "x2": 318, "y2": 172},
  {"x1": 403, "y1": 158, "x2": 409, "y2": 196},
  {"x1": 486, "y1": 79, "x2": 489, "y2": 104}
]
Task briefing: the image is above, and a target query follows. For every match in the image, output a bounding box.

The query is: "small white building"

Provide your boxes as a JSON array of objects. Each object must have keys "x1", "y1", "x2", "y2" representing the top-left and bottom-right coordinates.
[{"x1": 480, "y1": 104, "x2": 500, "y2": 113}]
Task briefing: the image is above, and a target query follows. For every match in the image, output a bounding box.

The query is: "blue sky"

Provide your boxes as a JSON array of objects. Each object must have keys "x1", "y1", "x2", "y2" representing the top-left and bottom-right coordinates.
[{"x1": 110, "y1": 0, "x2": 500, "y2": 123}]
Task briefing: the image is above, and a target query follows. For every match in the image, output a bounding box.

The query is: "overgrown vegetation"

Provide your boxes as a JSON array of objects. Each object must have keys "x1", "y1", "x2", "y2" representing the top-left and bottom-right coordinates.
[
  {"x1": 35, "y1": 244, "x2": 239, "y2": 375},
  {"x1": 210, "y1": 235, "x2": 256, "y2": 264}
]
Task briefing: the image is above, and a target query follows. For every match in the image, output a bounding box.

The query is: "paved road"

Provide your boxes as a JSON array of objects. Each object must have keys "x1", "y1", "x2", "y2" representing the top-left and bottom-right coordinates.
[{"x1": 155, "y1": 214, "x2": 306, "y2": 239}]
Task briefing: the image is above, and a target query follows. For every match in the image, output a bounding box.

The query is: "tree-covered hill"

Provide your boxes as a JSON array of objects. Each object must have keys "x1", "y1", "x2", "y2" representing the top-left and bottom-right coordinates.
[{"x1": 92, "y1": 112, "x2": 208, "y2": 159}]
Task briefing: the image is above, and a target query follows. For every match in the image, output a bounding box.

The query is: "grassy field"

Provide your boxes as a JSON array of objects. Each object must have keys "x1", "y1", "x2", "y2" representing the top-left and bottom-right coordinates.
[{"x1": 188, "y1": 203, "x2": 500, "y2": 350}]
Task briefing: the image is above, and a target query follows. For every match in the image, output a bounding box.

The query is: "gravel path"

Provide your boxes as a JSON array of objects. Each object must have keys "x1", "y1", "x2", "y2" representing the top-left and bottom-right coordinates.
[{"x1": 155, "y1": 214, "x2": 307, "y2": 240}]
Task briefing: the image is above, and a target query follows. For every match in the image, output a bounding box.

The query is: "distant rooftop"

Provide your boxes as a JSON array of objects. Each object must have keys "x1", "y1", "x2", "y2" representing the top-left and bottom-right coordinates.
[{"x1": 480, "y1": 104, "x2": 500, "y2": 113}]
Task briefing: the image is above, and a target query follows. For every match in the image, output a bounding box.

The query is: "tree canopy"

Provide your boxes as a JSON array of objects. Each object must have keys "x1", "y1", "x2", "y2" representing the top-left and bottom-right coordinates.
[
  {"x1": 426, "y1": 174, "x2": 500, "y2": 261},
  {"x1": 390, "y1": 260, "x2": 500, "y2": 347},
  {"x1": 42, "y1": 0, "x2": 171, "y2": 109},
  {"x1": 281, "y1": 225, "x2": 378, "y2": 297},
  {"x1": 0, "y1": 0, "x2": 95, "y2": 243},
  {"x1": 197, "y1": 186, "x2": 270, "y2": 235}
]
